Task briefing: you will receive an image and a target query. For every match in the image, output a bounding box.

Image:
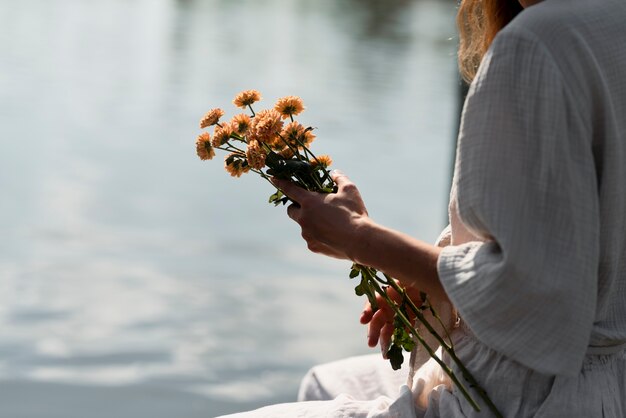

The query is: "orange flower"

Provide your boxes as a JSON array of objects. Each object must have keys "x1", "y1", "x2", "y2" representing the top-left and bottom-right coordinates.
[
  {"x1": 233, "y1": 90, "x2": 262, "y2": 108},
  {"x1": 281, "y1": 121, "x2": 316, "y2": 148},
  {"x1": 269, "y1": 141, "x2": 287, "y2": 152},
  {"x1": 301, "y1": 126, "x2": 316, "y2": 147},
  {"x1": 224, "y1": 153, "x2": 250, "y2": 177},
  {"x1": 281, "y1": 121, "x2": 305, "y2": 146},
  {"x1": 196, "y1": 132, "x2": 215, "y2": 160},
  {"x1": 200, "y1": 108, "x2": 225, "y2": 129},
  {"x1": 246, "y1": 140, "x2": 266, "y2": 170},
  {"x1": 231, "y1": 113, "x2": 252, "y2": 135},
  {"x1": 211, "y1": 122, "x2": 234, "y2": 147},
  {"x1": 251, "y1": 109, "x2": 284, "y2": 145},
  {"x1": 311, "y1": 154, "x2": 332, "y2": 168},
  {"x1": 274, "y1": 96, "x2": 305, "y2": 119},
  {"x1": 279, "y1": 147, "x2": 295, "y2": 159}
]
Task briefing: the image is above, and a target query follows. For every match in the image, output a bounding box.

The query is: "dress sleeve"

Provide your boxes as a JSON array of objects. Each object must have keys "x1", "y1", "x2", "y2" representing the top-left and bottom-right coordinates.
[{"x1": 438, "y1": 28, "x2": 600, "y2": 376}]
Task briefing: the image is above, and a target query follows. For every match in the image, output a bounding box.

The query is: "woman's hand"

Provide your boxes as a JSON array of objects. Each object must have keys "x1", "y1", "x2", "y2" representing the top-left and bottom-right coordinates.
[
  {"x1": 271, "y1": 170, "x2": 369, "y2": 261},
  {"x1": 360, "y1": 284, "x2": 424, "y2": 357}
]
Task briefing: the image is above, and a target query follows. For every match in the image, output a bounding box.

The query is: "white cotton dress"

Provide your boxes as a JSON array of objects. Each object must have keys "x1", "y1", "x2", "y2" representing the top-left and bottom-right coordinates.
[{"x1": 217, "y1": 0, "x2": 626, "y2": 416}]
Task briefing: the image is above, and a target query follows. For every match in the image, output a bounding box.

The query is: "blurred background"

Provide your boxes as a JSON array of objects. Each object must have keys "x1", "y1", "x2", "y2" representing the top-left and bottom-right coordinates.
[{"x1": 0, "y1": 0, "x2": 459, "y2": 416}]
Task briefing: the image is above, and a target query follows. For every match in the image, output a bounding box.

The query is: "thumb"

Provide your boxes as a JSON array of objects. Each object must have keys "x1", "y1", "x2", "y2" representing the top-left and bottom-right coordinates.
[{"x1": 330, "y1": 169, "x2": 350, "y2": 186}]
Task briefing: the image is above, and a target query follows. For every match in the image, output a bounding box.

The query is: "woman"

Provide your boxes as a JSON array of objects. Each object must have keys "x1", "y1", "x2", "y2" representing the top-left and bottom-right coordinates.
[{"x1": 222, "y1": 0, "x2": 626, "y2": 416}]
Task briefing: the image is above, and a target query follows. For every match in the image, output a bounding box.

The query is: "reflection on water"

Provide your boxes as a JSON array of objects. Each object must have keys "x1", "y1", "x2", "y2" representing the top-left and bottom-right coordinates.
[{"x1": 0, "y1": 0, "x2": 458, "y2": 416}]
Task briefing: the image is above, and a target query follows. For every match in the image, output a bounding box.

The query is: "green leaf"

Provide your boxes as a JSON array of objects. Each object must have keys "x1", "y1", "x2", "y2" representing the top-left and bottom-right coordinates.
[
  {"x1": 387, "y1": 344, "x2": 404, "y2": 370},
  {"x1": 268, "y1": 190, "x2": 284, "y2": 203},
  {"x1": 397, "y1": 328, "x2": 415, "y2": 351},
  {"x1": 354, "y1": 283, "x2": 365, "y2": 297},
  {"x1": 349, "y1": 268, "x2": 359, "y2": 279},
  {"x1": 402, "y1": 338, "x2": 416, "y2": 352},
  {"x1": 265, "y1": 151, "x2": 282, "y2": 165},
  {"x1": 365, "y1": 290, "x2": 378, "y2": 311}
]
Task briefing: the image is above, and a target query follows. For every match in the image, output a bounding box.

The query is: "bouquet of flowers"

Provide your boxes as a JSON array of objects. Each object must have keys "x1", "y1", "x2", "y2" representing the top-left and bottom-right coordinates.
[
  {"x1": 195, "y1": 90, "x2": 334, "y2": 204},
  {"x1": 194, "y1": 90, "x2": 502, "y2": 417}
]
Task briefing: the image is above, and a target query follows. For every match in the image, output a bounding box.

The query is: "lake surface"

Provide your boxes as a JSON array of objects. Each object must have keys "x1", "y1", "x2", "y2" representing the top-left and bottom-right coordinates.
[{"x1": 0, "y1": 0, "x2": 458, "y2": 416}]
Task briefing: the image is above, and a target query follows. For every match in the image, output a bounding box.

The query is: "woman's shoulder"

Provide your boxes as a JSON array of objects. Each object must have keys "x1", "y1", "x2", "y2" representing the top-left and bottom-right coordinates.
[
  {"x1": 499, "y1": 0, "x2": 625, "y2": 49},
  {"x1": 488, "y1": 0, "x2": 626, "y2": 74}
]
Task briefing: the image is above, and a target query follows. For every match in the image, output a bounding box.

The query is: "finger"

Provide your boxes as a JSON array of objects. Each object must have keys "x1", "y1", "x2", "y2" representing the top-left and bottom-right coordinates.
[
  {"x1": 386, "y1": 286, "x2": 401, "y2": 302},
  {"x1": 286, "y1": 203, "x2": 301, "y2": 222},
  {"x1": 380, "y1": 322, "x2": 394, "y2": 351},
  {"x1": 330, "y1": 169, "x2": 350, "y2": 187},
  {"x1": 271, "y1": 179, "x2": 310, "y2": 204},
  {"x1": 360, "y1": 303, "x2": 374, "y2": 324},
  {"x1": 361, "y1": 290, "x2": 390, "y2": 325},
  {"x1": 367, "y1": 308, "x2": 392, "y2": 348},
  {"x1": 380, "y1": 330, "x2": 390, "y2": 359},
  {"x1": 380, "y1": 322, "x2": 394, "y2": 359}
]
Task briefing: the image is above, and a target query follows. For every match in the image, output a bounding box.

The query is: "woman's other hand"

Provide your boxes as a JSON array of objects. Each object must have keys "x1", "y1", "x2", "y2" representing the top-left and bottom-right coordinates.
[{"x1": 360, "y1": 285, "x2": 424, "y2": 357}]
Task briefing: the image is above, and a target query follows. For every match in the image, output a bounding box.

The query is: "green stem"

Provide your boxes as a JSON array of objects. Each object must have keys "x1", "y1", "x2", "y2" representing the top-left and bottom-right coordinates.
[
  {"x1": 382, "y1": 273, "x2": 454, "y2": 349},
  {"x1": 369, "y1": 268, "x2": 503, "y2": 418},
  {"x1": 250, "y1": 168, "x2": 296, "y2": 205},
  {"x1": 224, "y1": 143, "x2": 247, "y2": 154},
  {"x1": 292, "y1": 172, "x2": 312, "y2": 191},
  {"x1": 230, "y1": 132, "x2": 247, "y2": 143},
  {"x1": 260, "y1": 142, "x2": 274, "y2": 154},
  {"x1": 251, "y1": 168, "x2": 271, "y2": 181},
  {"x1": 360, "y1": 267, "x2": 481, "y2": 413},
  {"x1": 277, "y1": 134, "x2": 304, "y2": 162},
  {"x1": 216, "y1": 146, "x2": 245, "y2": 155},
  {"x1": 273, "y1": 135, "x2": 326, "y2": 190},
  {"x1": 424, "y1": 295, "x2": 455, "y2": 349},
  {"x1": 294, "y1": 137, "x2": 333, "y2": 186}
]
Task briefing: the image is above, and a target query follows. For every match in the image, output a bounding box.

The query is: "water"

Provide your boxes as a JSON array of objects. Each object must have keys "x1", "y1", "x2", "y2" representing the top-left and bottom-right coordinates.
[{"x1": 0, "y1": 0, "x2": 458, "y2": 416}]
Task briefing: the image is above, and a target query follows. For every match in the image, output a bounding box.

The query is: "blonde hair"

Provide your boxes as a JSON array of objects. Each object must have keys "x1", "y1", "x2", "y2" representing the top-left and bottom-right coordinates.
[{"x1": 457, "y1": 0, "x2": 524, "y2": 83}]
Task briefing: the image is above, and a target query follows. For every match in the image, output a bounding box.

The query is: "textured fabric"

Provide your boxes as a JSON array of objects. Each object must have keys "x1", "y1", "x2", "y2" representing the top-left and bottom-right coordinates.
[
  {"x1": 439, "y1": 0, "x2": 626, "y2": 377},
  {"x1": 219, "y1": 383, "x2": 417, "y2": 418},
  {"x1": 297, "y1": 354, "x2": 411, "y2": 402},
  {"x1": 432, "y1": 0, "x2": 626, "y2": 415},
  {"x1": 421, "y1": 324, "x2": 626, "y2": 418}
]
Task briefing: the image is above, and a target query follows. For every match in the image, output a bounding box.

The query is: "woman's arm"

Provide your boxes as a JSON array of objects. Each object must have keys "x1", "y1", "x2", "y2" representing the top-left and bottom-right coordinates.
[{"x1": 272, "y1": 171, "x2": 445, "y2": 301}]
